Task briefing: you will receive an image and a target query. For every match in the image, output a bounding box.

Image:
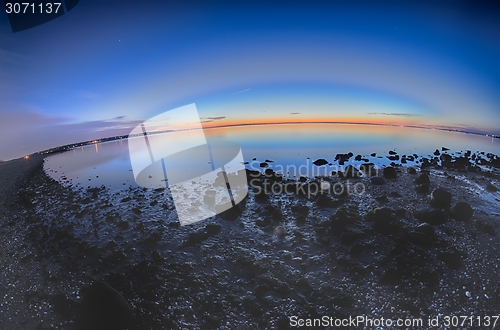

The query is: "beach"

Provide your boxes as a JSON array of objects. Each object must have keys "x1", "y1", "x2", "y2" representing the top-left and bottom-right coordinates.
[{"x1": 0, "y1": 151, "x2": 500, "y2": 329}]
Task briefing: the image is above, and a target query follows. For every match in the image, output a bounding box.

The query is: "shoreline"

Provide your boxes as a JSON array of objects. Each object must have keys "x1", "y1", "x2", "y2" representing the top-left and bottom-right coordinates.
[{"x1": 1, "y1": 150, "x2": 499, "y2": 329}]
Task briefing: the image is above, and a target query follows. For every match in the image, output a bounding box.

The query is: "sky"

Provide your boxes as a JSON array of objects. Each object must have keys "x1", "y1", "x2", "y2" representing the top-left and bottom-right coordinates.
[{"x1": 1, "y1": 0, "x2": 500, "y2": 160}]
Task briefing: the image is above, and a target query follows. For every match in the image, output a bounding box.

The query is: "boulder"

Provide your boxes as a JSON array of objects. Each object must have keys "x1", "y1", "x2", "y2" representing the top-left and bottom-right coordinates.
[
  {"x1": 340, "y1": 165, "x2": 361, "y2": 178},
  {"x1": 415, "y1": 183, "x2": 429, "y2": 193},
  {"x1": 383, "y1": 167, "x2": 397, "y2": 179},
  {"x1": 78, "y1": 281, "x2": 135, "y2": 330},
  {"x1": 450, "y1": 202, "x2": 473, "y2": 222},
  {"x1": 414, "y1": 173, "x2": 430, "y2": 184},
  {"x1": 415, "y1": 222, "x2": 435, "y2": 236},
  {"x1": 370, "y1": 177, "x2": 385, "y2": 185},
  {"x1": 486, "y1": 183, "x2": 498, "y2": 192},
  {"x1": 407, "y1": 231, "x2": 433, "y2": 246},
  {"x1": 430, "y1": 188, "x2": 452, "y2": 208},
  {"x1": 415, "y1": 208, "x2": 447, "y2": 225},
  {"x1": 313, "y1": 159, "x2": 328, "y2": 166}
]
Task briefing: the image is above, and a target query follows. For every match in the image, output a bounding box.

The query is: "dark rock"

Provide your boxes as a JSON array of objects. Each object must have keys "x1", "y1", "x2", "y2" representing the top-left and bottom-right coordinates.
[
  {"x1": 259, "y1": 162, "x2": 268, "y2": 168},
  {"x1": 359, "y1": 163, "x2": 375, "y2": 173},
  {"x1": 329, "y1": 208, "x2": 357, "y2": 232},
  {"x1": 437, "y1": 251, "x2": 462, "y2": 269},
  {"x1": 313, "y1": 159, "x2": 328, "y2": 166},
  {"x1": 339, "y1": 165, "x2": 361, "y2": 178},
  {"x1": 371, "y1": 153, "x2": 376, "y2": 157},
  {"x1": 387, "y1": 155, "x2": 399, "y2": 161},
  {"x1": 116, "y1": 220, "x2": 130, "y2": 230},
  {"x1": 476, "y1": 220, "x2": 496, "y2": 236},
  {"x1": 442, "y1": 147, "x2": 449, "y2": 151},
  {"x1": 440, "y1": 154, "x2": 452, "y2": 165},
  {"x1": 383, "y1": 167, "x2": 397, "y2": 179},
  {"x1": 354, "y1": 155, "x2": 362, "y2": 161},
  {"x1": 415, "y1": 222, "x2": 435, "y2": 236},
  {"x1": 430, "y1": 188, "x2": 452, "y2": 208},
  {"x1": 78, "y1": 281, "x2": 135, "y2": 330},
  {"x1": 205, "y1": 223, "x2": 222, "y2": 235},
  {"x1": 365, "y1": 208, "x2": 399, "y2": 234},
  {"x1": 370, "y1": 176, "x2": 385, "y2": 185},
  {"x1": 414, "y1": 173, "x2": 430, "y2": 184},
  {"x1": 415, "y1": 183, "x2": 429, "y2": 193},
  {"x1": 292, "y1": 204, "x2": 309, "y2": 215},
  {"x1": 407, "y1": 167, "x2": 417, "y2": 174},
  {"x1": 450, "y1": 202, "x2": 473, "y2": 222},
  {"x1": 256, "y1": 218, "x2": 272, "y2": 227},
  {"x1": 433, "y1": 149, "x2": 440, "y2": 156},
  {"x1": 395, "y1": 208, "x2": 406, "y2": 218},
  {"x1": 415, "y1": 208, "x2": 447, "y2": 225},
  {"x1": 486, "y1": 183, "x2": 498, "y2": 192},
  {"x1": 407, "y1": 231, "x2": 433, "y2": 246},
  {"x1": 388, "y1": 150, "x2": 397, "y2": 155}
]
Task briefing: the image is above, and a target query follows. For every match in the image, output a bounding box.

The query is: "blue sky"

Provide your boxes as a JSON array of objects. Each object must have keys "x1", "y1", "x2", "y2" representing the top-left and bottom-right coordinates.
[{"x1": 1, "y1": 1, "x2": 500, "y2": 160}]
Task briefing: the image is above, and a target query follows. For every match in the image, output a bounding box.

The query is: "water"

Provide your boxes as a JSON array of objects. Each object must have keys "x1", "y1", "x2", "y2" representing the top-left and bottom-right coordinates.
[{"x1": 44, "y1": 123, "x2": 500, "y2": 189}]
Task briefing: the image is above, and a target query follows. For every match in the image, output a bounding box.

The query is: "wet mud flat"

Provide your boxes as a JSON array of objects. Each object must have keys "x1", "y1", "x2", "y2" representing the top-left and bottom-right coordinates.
[{"x1": 1, "y1": 150, "x2": 500, "y2": 329}]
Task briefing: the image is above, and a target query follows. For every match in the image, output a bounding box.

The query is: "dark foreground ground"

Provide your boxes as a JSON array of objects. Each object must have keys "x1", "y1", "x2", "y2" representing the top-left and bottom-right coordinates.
[{"x1": 0, "y1": 150, "x2": 500, "y2": 329}]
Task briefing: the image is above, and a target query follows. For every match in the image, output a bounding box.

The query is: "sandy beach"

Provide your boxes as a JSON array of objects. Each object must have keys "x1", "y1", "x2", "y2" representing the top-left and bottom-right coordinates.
[{"x1": 0, "y1": 150, "x2": 500, "y2": 329}]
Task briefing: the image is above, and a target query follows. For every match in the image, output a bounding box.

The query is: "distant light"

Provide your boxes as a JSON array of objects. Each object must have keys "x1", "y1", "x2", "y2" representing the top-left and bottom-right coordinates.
[{"x1": 24, "y1": 155, "x2": 29, "y2": 159}]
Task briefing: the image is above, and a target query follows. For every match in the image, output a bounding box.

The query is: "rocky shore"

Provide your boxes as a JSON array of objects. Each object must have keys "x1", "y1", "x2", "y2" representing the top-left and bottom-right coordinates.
[{"x1": 1, "y1": 149, "x2": 500, "y2": 329}]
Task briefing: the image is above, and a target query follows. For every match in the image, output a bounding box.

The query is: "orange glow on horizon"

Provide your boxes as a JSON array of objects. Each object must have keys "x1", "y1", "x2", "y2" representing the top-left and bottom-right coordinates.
[{"x1": 200, "y1": 115, "x2": 425, "y2": 129}]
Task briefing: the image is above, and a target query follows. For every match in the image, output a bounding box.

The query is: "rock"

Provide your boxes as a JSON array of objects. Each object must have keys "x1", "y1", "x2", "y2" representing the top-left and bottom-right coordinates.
[
  {"x1": 339, "y1": 165, "x2": 361, "y2": 178},
  {"x1": 387, "y1": 155, "x2": 399, "y2": 161},
  {"x1": 415, "y1": 208, "x2": 447, "y2": 225},
  {"x1": 259, "y1": 162, "x2": 268, "y2": 168},
  {"x1": 415, "y1": 183, "x2": 429, "y2": 193},
  {"x1": 78, "y1": 281, "x2": 135, "y2": 330},
  {"x1": 365, "y1": 208, "x2": 398, "y2": 234},
  {"x1": 359, "y1": 163, "x2": 375, "y2": 173},
  {"x1": 415, "y1": 222, "x2": 435, "y2": 236},
  {"x1": 256, "y1": 218, "x2": 272, "y2": 227},
  {"x1": 383, "y1": 167, "x2": 397, "y2": 179},
  {"x1": 440, "y1": 154, "x2": 452, "y2": 165},
  {"x1": 292, "y1": 204, "x2": 309, "y2": 215},
  {"x1": 414, "y1": 173, "x2": 430, "y2": 184},
  {"x1": 388, "y1": 150, "x2": 397, "y2": 155},
  {"x1": 354, "y1": 155, "x2": 362, "y2": 161},
  {"x1": 407, "y1": 231, "x2": 433, "y2": 246},
  {"x1": 116, "y1": 220, "x2": 130, "y2": 230},
  {"x1": 407, "y1": 167, "x2": 417, "y2": 174},
  {"x1": 370, "y1": 177, "x2": 385, "y2": 185},
  {"x1": 274, "y1": 226, "x2": 286, "y2": 237},
  {"x1": 450, "y1": 202, "x2": 473, "y2": 222},
  {"x1": 371, "y1": 153, "x2": 376, "y2": 157},
  {"x1": 486, "y1": 183, "x2": 498, "y2": 192},
  {"x1": 206, "y1": 223, "x2": 222, "y2": 235},
  {"x1": 442, "y1": 147, "x2": 449, "y2": 151},
  {"x1": 433, "y1": 149, "x2": 440, "y2": 156},
  {"x1": 430, "y1": 188, "x2": 452, "y2": 208},
  {"x1": 313, "y1": 159, "x2": 328, "y2": 166}
]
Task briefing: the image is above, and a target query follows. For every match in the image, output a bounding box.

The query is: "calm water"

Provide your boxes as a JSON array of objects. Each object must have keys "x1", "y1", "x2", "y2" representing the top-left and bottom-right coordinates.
[{"x1": 44, "y1": 124, "x2": 500, "y2": 188}]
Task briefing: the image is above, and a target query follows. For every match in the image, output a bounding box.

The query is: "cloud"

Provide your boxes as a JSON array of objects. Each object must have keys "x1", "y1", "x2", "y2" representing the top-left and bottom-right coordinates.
[
  {"x1": 367, "y1": 112, "x2": 421, "y2": 117},
  {"x1": 231, "y1": 88, "x2": 251, "y2": 95},
  {"x1": 290, "y1": 112, "x2": 300, "y2": 115},
  {"x1": 201, "y1": 116, "x2": 226, "y2": 123}
]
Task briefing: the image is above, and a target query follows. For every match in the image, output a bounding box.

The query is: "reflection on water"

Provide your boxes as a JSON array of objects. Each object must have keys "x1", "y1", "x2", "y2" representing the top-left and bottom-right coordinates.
[{"x1": 44, "y1": 124, "x2": 500, "y2": 189}]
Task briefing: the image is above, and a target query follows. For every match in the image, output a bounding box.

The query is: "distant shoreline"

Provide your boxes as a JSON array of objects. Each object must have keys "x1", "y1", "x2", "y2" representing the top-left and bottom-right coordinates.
[{"x1": 32, "y1": 121, "x2": 499, "y2": 160}]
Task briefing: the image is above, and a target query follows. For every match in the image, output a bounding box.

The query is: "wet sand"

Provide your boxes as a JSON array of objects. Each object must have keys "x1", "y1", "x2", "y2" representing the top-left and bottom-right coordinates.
[{"x1": 1, "y1": 151, "x2": 500, "y2": 329}]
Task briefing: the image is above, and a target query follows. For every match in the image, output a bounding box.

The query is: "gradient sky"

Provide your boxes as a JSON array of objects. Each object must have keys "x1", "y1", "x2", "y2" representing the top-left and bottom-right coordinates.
[{"x1": 1, "y1": 0, "x2": 500, "y2": 160}]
